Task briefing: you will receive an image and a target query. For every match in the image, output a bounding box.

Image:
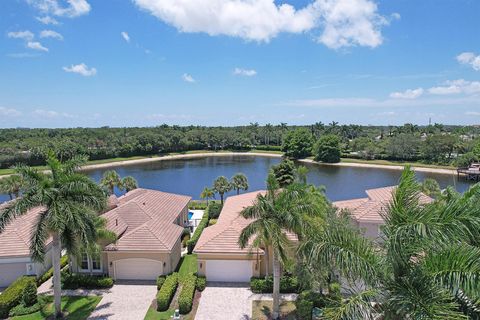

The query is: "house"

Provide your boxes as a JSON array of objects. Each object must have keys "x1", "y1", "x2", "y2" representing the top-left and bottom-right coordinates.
[
  {"x1": 0, "y1": 204, "x2": 53, "y2": 287},
  {"x1": 194, "y1": 191, "x2": 293, "y2": 282},
  {"x1": 70, "y1": 188, "x2": 191, "y2": 281},
  {"x1": 333, "y1": 186, "x2": 433, "y2": 240}
]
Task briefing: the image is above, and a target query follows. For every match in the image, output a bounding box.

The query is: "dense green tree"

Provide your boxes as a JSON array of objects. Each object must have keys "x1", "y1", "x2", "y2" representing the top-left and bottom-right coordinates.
[
  {"x1": 100, "y1": 170, "x2": 122, "y2": 194},
  {"x1": 385, "y1": 133, "x2": 420, "y2": 160},
  {"x1": 282, "y1": 128, "x2": 314, "y2": 159},
  {"x1": 213, "y1": 176, "x2": 231, "y2": 204},
  {"x1": 313, "y1": 134, "x2": 341, "y2": 163},
  {"x1": 421, "y1": 134, "x2": 458, "y2": 164},
  {"x1": 121, "y1": 176, "x2": 138, "y2": 192},
  {"x1": 0, "y1": 175, "x2": 24, "y2": 200},
  {"x1": 0, "y1": 154, "x2": 106, "y2": 318},
  {"x1": 231, "y1": 173, "x2": 249, "y2": 195},
  {"x1": 272, "y1": 159, "x2": 296, "y2": 187},
  {"x1": 200, "y1": 187, "x2": 215, "y2": 204}
]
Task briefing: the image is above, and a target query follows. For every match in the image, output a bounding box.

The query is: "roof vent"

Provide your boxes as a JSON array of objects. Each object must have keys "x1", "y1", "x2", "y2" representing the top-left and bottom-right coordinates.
[
  {"x1": 115, "y1": 219, "x2": 118, "y2": 226},
  {"x1": 143, "y1": 202, "x2": 146, "y2": 206}
]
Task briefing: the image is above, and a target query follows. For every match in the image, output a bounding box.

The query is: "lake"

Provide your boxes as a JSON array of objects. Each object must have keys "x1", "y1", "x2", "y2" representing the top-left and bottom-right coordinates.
[{"x1": 0, "y1": 155, "x2": 472, "y2": 203}]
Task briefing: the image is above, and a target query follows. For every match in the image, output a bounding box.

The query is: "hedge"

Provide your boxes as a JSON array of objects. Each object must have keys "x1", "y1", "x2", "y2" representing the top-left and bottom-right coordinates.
[
  {"x1": 187, "y1": 207, "x2": 210, "y2": 254},
  {"x1": 37, "y1": 254, "x2": 69, "y2": 285},
  {"x1": 61, "y1": 272, "x2": 114, "y2": 289},
  {"x1": 9, "y1": 295, "x2": 48, "y2": 317},
  {"x1": 207, "y1": 202, "x2": 222, "y2": 219},
  {"x1": 178, "y1": 274, "x2": 197, "y2": 314},
  {"x1": 0, "y1": 276, "x2": 37, "y2": 318},
  {"x1": 156, "y1": 275, "x2": 166, "y2": 290},
  {"x1": 250, "y1": 275, "x2": 299, "y2": 294},
  {"x1": 156, "y1": 273, "x2": 178, "y2": 311},
  {"x1": 196, "y1": 276, "x2": 206, "y2": 292}
]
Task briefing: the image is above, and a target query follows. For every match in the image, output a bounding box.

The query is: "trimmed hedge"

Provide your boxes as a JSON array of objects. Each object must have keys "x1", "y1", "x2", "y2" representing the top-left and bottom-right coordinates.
[
  {"x1": 156, "y1": 273, "x2": 178, "y2": 312},
  {"x1": 156, "y1": 275, "x2": 166, "y2": 290},
  {"x1": 196, "y1": 276, "x2": 206, "y2": 292},
  {"x1": 0, "y1": 276, "x2": 37, "y2": 318},
  {"x1": 9, "y1": 295, "x2": 48, "y2": 317},
  {"x1": 250, "y1": 275, "x2": 299, "y2": 294},
  {"x1": 61, "y1": 272, "x2": 114, "y2": 289},
  {"x1": 178, "y1": 274, "x2": 197, "y2": 314},
  {"x1": 187, "y1": 207, "x2": 210, "y2": 254},
  {"x1": 37, "y1": 254, "x2": 69, "y2": 285}
]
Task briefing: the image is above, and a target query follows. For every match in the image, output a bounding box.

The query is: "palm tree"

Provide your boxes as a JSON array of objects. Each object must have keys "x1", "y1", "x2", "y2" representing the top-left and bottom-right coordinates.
[
  {"x1": 100, "y1": 170, "x2": 122, "y2": 194},
  {"x1": 238, "y1": 173, "x2": 326, "y2": 319},
  {"x1": 0, "y1": 154, "x2": 106, "y2": 318},
  {"x1": 296, "y1": 165, "x2": 309, "y2": 184},
  {"x1": 200, "y1": 187, "x2": 215, "y2": 205},
  {"x1": 121, "y1": 176, "x2": 138, "y2": 192},
  {"x1": 0, "y1": 174, "x2": 24, "y2": 200},
  {"x1": 231, "y1": 173, "x2": 249, "y2": 195},
  {"x1": 213, "y1": 176, "x2": 231, "y2": 205},
  {"x1": 299, "y1": 167, "x2": 480, "y2": 319}
]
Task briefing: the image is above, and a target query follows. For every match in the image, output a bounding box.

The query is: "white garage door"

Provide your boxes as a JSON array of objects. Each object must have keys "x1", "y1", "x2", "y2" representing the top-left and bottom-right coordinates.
[
  {"x1": 114, "y1": 259, "x2": 163, "y2": 280},
  {"x1": 206, "y1": 260, "x2": 252, "y2": 282},
  {"x1": 0, "y1": 263, "x2": 27, "y2": 287}
]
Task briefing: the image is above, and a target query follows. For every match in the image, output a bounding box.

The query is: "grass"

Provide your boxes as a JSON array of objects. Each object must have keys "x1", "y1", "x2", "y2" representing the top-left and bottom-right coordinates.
[
  {"x1": 251, "y1": 300, "x2": 297, "y2": 320},
  {"x1": 144, "y1": 307, "x2": 175, "y2": 320},
  {"x1": 178, "y1": 254, "x2": 197, "y2": 282},
  {"x1": 11, "y1": 296, "x2": 102, "y2": 320}
]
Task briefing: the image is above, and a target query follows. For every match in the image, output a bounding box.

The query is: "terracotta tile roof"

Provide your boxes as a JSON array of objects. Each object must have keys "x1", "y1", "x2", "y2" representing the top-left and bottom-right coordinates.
[
  {"x1": 0, "y1": 204, "x2": 52, "y2": 258},
  {"x1": 104, "y1": 188, "x2": 191, "y2": 252},
  {"x1": 333, "y1": 186, "x2": 433, "y2": 224}
]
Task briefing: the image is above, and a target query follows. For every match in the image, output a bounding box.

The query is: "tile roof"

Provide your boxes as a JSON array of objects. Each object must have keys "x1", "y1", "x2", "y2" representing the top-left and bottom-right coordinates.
[
  {"x1": 104, "y1": 188, "x2": 191, "y2": 252},
  {"x1": 333, "y1": 186, "x2": 433, "y2": 224},
  {"x1": 0, "y1": 204, "x2": 52, "y2": 258}
]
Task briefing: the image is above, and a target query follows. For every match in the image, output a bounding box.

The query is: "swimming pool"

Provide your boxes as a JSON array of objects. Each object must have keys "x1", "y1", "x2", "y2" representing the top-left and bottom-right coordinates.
[{"x1": 188, "y1": 212, "x2": 194, "y2": 220}]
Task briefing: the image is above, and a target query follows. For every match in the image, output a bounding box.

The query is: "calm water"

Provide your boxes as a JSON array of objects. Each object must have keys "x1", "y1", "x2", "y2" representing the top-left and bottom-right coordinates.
[{"x1": 0, "y1": 155, "x2": 473, "y2": 203}]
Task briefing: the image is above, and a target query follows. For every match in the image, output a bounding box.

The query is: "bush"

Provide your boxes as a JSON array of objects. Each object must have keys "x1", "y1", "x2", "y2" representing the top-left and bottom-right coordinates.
[
  {"x1": 189, "y1": 201, "x2": 208, "y2": 210},
  {"x1": 196, "y1": 276, "x2": 206, "y2": 292},
  {"x1": 37, "y1": 254, "x2": 69, "y2": 285},
  {"x1": 313, "y1": 135, "x2": 341, "y2": 163},
  {"x1": 156, "y1": 273, "x2": 178, "y2": 311},
  {"x1": 0, "y1": 276, "x2": 37, "y2": 318},
  {"x1": 187, "y1": 209, "x2": 210, "y2": 254},
  {"x1": 22, "y1": 281, "x2": 38, "y2": 306},
  {"x1": 156, "y1": 276, "x2": 166, "y2": 290},
  {"x1": 178, "y1": 274, "x2": 197, "y2": 314},
  {"x1": 250, "y1": 275, "x2": 299, "y2": 294},
  {"x1": 208, "y1": 219, "x2": 217, "y2": 226},
  {"x1": 296, "y1": 297, "x2": 314, "y2": 320},
  {"x1": 61, "y1": 272, "x2": 114, "y2": 289},
  {"x1": 182, "y1": 234, "x2": 191, "y2": 248},
  {"x1": 207, "y1": 202, "x2": 222, "y2": 219},
  {"x1": 9, "y1": 295, "x2": 48, "y2": 317}
]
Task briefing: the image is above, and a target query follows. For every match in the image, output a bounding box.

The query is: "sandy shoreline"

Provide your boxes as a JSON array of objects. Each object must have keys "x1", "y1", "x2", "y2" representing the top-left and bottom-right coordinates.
[{"x1": 0, "y1": 152, "x2": 458, "y2": 179}]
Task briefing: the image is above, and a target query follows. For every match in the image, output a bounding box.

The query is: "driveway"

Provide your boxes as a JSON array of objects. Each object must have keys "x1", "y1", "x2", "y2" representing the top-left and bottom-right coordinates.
[{"x1": 195, "y1": 282, "x2": 297, "y2": 320}]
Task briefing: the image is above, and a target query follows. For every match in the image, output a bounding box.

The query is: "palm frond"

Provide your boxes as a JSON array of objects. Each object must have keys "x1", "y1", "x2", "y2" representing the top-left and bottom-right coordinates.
[
  {"x1": 30, "y1": 210, "x2": 49, "y2": 262},
  {"x1": 322, "y1": 289, "x2": 379, "y2": 320}
]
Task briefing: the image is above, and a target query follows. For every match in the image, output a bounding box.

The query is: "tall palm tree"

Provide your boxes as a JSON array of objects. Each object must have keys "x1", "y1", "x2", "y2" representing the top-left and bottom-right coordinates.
[
  {"x1": 0, "y1": 174, "x2": 24, "y2": 200},
  {"x1": 231, "y1": 173, "x2": 249, "y2": 195},
  {"x1": 213, "y1": 176, "x2": 231, "y2": 205},
  {"x1": 121, "y1": 176, "x2": 138, "y2": 192},
  {"x1": 200, "y1": 187, "x2": 215, "y2": 205},
  {"x1": 238, "y1": 173, "x2": 326, "y2": 319},
  {"x1": 100, "y1": 170, "x2": 122, "y2": 194},
  {"x1": 299, "y1": 167, "x2": 480, "y2": 319},
  {"x1": 0, "y1": 154, "x2": 106, "y2": 318}
]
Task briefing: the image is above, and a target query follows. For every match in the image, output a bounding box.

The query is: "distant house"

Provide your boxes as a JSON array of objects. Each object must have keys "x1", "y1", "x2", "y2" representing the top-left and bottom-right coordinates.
[
  {"x1": 70, "y1": 188, "x2": 191, "y2": 281},
  {"x1": 0, "y1": 204, "x2": 53, "y2": 287},
  {"x1": 333, "y1": 186, "x2": 433, "y2": 240}
]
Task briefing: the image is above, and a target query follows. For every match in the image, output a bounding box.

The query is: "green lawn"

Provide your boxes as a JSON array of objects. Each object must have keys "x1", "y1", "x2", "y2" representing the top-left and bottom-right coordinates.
[
  {"x1": 144, "y1": 307, "x2": 175, "y2": 320},
  {"x1": 251, "y1": 300, "x2": 297, "y2": 320},
  {"x1": 178, "y1": 254, "x2": 197, "y2": 281},
  {"x1": 12, "y1": 296, "x2": 102, "y2": 320}
]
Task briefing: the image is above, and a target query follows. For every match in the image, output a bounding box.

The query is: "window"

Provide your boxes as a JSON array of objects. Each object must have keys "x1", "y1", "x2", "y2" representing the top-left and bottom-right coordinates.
[
  {"x1": 91, "y1": 253, "x2": 102, "y2": 271},
  {"x1": 80, "y1": 253, "x2": 89, "y2": 270}
]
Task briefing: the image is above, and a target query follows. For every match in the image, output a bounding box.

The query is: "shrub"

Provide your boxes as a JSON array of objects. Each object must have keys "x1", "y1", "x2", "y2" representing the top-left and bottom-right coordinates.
[
  {"x1": 182, "y1": 234, "x2": 191, "y2": 248},
  {"x1": 0, "y1": 276, "x2": 37, "y2": 318},
  {"x1": 156, "y1": 273, "x2": 178, "y2": 311},
  {"x1": 313, "y1": 134, "x2": 341, "y2": 163},
  {"x1": 250, "y1": 275, "x2": 299, "y2": 294},
  {"x1": 22, "y1": 281, "x2": 38, "y2": 306},
  {"x1": 61, "y1": 272, "x2": 114, "y2": 289},
  {"x1": 187, "y1": 210, "x2": 210, "y2": 254},
  {"x1": 9, "y1": 295, "x2": 48, "y2": 317},
  {"x1": 178, "y1": 274, "x2": 197, "y2": 314},
  {"x1": 295, "y1": 297, "x2": 313, "y2": 320},
  {"x1": 189, "y1": 201, "x2": 208, "y2": 210},
  {"x1": 208, "y1": 219, "x2": 217, "y2": 226},
  {"x1": 156, "y1": 276, "x2": 166, "y2": 290},
  {"x1": 37, "y1": 254, "x2": 69, "y2": 285},
  {"x1": 196, "y1": 276, "x2": 206, "y2": 291},
  {"x1": 207, "y1": 202, "x2": 222, "y2": 219}
]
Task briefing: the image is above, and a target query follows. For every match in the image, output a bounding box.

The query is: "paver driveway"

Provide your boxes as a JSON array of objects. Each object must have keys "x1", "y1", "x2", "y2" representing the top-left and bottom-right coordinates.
[
  {"x1": 87, "y1": 281, "x2": 157, "y2": 320},
  {"x1": 195, "y1": 282, "x2": 297, "y2": 320}
]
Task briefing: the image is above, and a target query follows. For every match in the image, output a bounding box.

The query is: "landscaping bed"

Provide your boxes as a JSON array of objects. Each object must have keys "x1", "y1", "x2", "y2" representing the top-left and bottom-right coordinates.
[{"x1": 251, "y1": 300, "x2": 296, "y2": 320}]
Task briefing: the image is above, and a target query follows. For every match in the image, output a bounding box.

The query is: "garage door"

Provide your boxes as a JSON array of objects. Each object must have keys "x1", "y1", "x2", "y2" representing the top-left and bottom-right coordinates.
[
  {"x1": 0, "y1": 263, "x2": 27, "y2": 287},
  {"x1": 206, "y1": 260, "x2": 252, "y2": 282},
  {"x1": 114, "y1": 259, "x2": 163, "y2": 280}
]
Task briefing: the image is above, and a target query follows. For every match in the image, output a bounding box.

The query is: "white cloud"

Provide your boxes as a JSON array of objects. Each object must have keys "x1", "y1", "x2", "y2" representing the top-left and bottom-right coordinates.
[
  {"x1": 27, "y1": 41, "x2": 49, "y2": 52},
  {"x1": 233, "y1": 67, "x2": 257, "y2": 77},
  {"x1": 0, "y1": 107, "x2": 21, "y2": 117},
  {"x1": 33, "y1": 109, "x2": 75, "y2": 118},
  {"x1": 28, "y1": 0, "x2": 91, "y2": 18},
  {"x1": 133, "y1": 0, "x2": 390, "y2": 48},
  {"x1": 121, "y1": 31, "x2": 130, "y2": 42},
  {"x1": 36, "y1": 16, "x2": 59, "y2": 25},
  {"x1": 466, "y1": 111, "x2": 480, "y2": 116},
  {"x1": 390, "y1": 88, "x2": 424, "y2": 99},
  {"x1": 7, "y1": 30, "x2": 34, "y2": 41},
  {"x1": 182, "y1": 73, "x2": 195, "y2": 83},
  {"x1": 40, "y1": 30, "x2": 63, "y2": 40},
  {"x1": 456, "y1": 52, "x2": 480, "y2": 71},
  {"x1": 63, "y1": 63, "x2": 97, "y2": 76},
  {"x1": 428, "y1": 79, "x2": 480, "y2": 95}
]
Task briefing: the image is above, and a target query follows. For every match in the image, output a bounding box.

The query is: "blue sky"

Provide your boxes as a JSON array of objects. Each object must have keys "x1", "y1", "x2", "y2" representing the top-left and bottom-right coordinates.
[{"x1": 1, "y1": 0, "x2": 479, "y2": 128}]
